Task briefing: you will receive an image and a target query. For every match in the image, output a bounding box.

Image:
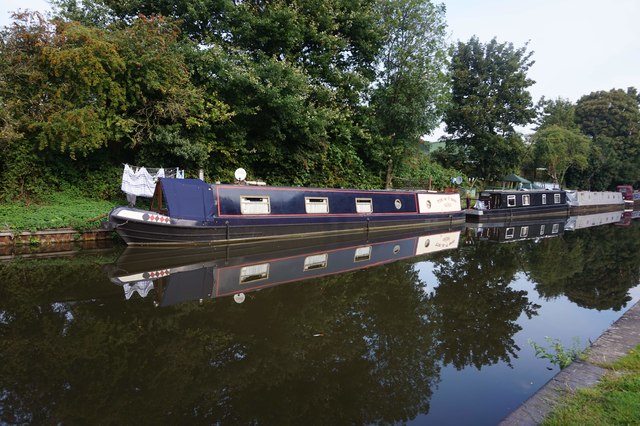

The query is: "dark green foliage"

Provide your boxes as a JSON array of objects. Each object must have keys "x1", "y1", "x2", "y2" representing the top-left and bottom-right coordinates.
[
  {"x1": 442, "y1": 37, "x2": 536, "y2": 181},
  {"x1": 574, "y1": 89, "x2": 640, "y2": 189}
]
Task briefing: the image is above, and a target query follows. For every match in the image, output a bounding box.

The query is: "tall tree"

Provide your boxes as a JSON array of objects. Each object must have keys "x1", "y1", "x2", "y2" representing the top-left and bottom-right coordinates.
[
  {"x1": 535, "y1": 97, "x2": 578, "y2": 130},
  {"x1": 574, "y1": 88, "x2": 640, "y2": 189},
  {"x1": 442, "y1": 37, "x2": 536, "y2": 181},
  {"x1": 0, "y1": 12, "x2": 230, "y2": 199},
  {"x1": 531, "y1": 125, "x2": 590, "y2": 186},
  {"x1": 369, "y1": 0, "x2": 449, "y2": 188}
]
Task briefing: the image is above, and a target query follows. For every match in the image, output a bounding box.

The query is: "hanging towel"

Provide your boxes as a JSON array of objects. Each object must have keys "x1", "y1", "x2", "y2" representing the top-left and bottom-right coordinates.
[{"x1": 121, "y1": 165, "x2": 165, "y2": 197}]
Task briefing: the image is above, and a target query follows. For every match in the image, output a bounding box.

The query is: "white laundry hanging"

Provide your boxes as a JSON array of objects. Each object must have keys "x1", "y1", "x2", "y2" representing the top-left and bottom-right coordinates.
[{"x1": 121, "y1": 164, "x2": 165, "y2": 197}]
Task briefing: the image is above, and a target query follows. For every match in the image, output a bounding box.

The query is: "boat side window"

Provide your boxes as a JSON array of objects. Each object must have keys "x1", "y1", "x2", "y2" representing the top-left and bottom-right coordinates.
[
  {"x1": 239, "y1": 263, "x2": 270, "y2": 284},
  {"x1": 540, "y1": 224, "x2": 546, "y2": 235},
  {"x1": 356, "y1": 198, "x2": 373, "y2": 213},
  {"x1": 354, "y1": 246, "x2": 372, "y2": 262},
  {"x1": 522, "y1": 194, "x2": 531, "y2": 206},
  {"x1": 507, "y1": 195, "x2": 516, "y2": 207},
  {"x1": 542, "y1": 194, "x2": 547, "y2": 204},
  {"x1": 552, "y1": 223, "x2": 559, "y2": 233},
  {"x1": 240, "y1": 196, "x2": 271, "y2": 214},
  {"x1": 520, "y1": 226, "x2": 529, "y2": 237},
  {"x1": 554, "y1": 193, "x2": 561, "y2": 204},
  {"x1": 304, "y1": 254, "x2": 328, "y2": 271},
  {"x1": 505, "y1": 227, "x2": 515, "y2": 239},
  {"x1": 305, "y1": 197, "x2": 329, "y2": 214}
]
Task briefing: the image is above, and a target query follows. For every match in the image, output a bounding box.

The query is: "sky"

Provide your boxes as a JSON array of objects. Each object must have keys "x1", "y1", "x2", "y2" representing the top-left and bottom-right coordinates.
[{"x1": 1, "y1": 0, "x2": 638, "y2": 105}]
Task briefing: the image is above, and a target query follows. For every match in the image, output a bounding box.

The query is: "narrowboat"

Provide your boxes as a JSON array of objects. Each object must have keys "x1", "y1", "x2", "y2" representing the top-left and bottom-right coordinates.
[
  {"x1": 107, "y1": 226, "x2": 463, "y2": 306},
  {"x1": 465, "y1": 189, "x2": 569, "y2": 222},
  {"x1": 108, "y1": 177, "x2": 464, "y2": 245},
  {"x1": 565, "y1": 211, "x2": 624, "y2": 231},
  {"x1": 566, "y1": 190, "x2": 624, "y2": 213},
  {"x1": 465, "y1": 216, "x2": 566, "y2": 244}
]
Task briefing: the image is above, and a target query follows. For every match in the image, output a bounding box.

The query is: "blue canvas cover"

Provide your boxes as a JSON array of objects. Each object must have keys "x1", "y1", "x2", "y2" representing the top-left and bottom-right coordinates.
[{"x1": 160, "y1": 178, "x2": 216, "y2": 221}]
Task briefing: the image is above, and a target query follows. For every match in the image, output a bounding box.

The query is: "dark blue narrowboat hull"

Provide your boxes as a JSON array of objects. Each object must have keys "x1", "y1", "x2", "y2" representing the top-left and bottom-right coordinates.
[
  {"x1": 465, "y1": 204, "x2": 569, "y2": 222},
  {"x1": 465, "y1": 189, "x2": 569, "y2": 223},
  {"x1": 109, "y1": 207, "x2": 465, "y2": 245},
  {"x1": 108, "y1": 178, "x2": 464, "y2": 245}
]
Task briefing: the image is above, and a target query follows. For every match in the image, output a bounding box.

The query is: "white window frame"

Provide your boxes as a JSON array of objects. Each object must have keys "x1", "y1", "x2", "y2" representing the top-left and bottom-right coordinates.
[
  {"x1": 356, "y1": 198, "x2": 373, "y2": 213},
  {"x1": 305, "y1": 197, "x2": 329, "y2": 214},
  {"x1": 505, "y1": 227, "x2": 515, "y2": 239},
  {"x1": 522, "y1": 194, "x2": 531, "y2": 206},
  {"x1": 354, "y1": 246, "x2": 372, "y2": 262},
  {"x1": 552, "y1": 223, "x2": 560, "y2": 233},
  {"x1": 507, "y1": 195, "x2": 517, "y2": 207},
  {"x1": 540, "y1": 224, "x2": 546, "y2": 235},
  {"x1": 240, "y1": 196, "x2": 271, "y2": 214},
  {"x1": 239, "y1": 263, "x2": 270, "y2": 284},
  {"x1": 554, "y1": 193, "x2": 561, "y2": 204},
  {"x1": 304, "y1": 254, "x2": 328, "y2": 271},
  {"x1": 542, "y1": 194, "x2": 547, "y2": 205},
  {"x1": 520, "y1": 226, "x2": 529, "y2": 238}
]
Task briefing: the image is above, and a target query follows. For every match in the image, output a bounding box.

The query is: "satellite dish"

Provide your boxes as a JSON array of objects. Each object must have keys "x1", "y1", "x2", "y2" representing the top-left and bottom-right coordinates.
[
  {"x1": 233, "y1": 293, "x2": 246, "y2": 304},
  {"x1": 234, "y1": 168, "x2": 247, "y2": 182}
]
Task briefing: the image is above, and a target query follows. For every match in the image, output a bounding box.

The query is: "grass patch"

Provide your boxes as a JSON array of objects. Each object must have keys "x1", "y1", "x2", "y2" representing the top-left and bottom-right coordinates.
[
  {"x1": 0, "y1": 189, "x2": 123, "y2": 232},
  {"x1": 542, "y1": 344, "x2": 640, "y2": 425}
]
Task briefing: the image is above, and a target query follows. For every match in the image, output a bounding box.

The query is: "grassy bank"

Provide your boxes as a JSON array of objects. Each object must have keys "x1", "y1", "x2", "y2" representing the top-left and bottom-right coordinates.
[
  {"x1": 542, "y1": 344, "x2": 640, "y2": 425},
  {"x1": 0, "y1": 190, "x2": 121, "y2": 233}
]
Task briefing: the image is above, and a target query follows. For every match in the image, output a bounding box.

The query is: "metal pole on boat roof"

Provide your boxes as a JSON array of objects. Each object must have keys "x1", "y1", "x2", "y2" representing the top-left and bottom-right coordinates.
[{"x1": 198, "y1": 169, "x2": 204, "y2": 181}]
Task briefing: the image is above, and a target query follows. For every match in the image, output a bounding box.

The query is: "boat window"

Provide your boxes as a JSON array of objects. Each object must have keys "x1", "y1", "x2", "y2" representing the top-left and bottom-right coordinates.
[
  {"x1": 354, "y1": 246, "x2": 372, "y2": 262},
  {"x1": 554, "y1": 193, "x2": 561, "y2": 204},
  {"x1": 505, "y1": 227, "x2": 515, "y2": 239},
  {"x1": 240, "y1": 196, "x2": 271, "y2": 214},
  {"x1": 305, "y1": 197, "x2": 329, "y2": 214},
  {"x1": 304, "y1": 254, "x2": 328, "y2": 271},
  {"x1": 540, "y1": 224, "x2": 546, "y2": 235},
  {"x1": 507, "y1": 195, "x2": 516, "y2": 207},
  {"x1": 552, "y1": 223, "x2": 559, "y2": 233},
  {"x1": 520, "y1": 226, "x2": 529, "y2": 237},
  {"x1": 522, "y1": 194, "x2": 530, "y2": 206},
  {"x1": 356, "y1": 198, "x2": 373, "y2": 213},
  {"x1": 239, "y1": 263, "x2": 269, "y2": 284},
  {"x1": 542, "y1": 194, "x2": 547, "y2": 204}
]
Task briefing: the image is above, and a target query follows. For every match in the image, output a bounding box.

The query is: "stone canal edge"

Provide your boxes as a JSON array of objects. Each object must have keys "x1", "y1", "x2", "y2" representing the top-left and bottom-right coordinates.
[{"x1": 500, "y1": 299, "x2": 640, "y2": 425}]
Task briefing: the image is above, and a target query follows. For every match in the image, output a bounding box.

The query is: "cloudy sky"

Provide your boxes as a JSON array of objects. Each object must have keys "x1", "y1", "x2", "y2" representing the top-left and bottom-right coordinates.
[{"x1": 2, "y1": 0, "x2": 638, "y2": 104}]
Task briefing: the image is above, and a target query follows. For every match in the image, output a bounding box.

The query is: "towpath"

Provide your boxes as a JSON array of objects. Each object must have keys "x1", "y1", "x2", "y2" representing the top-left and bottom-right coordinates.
[{"x1": 499, "y1": 299, "x2": 640, "y2": 425}]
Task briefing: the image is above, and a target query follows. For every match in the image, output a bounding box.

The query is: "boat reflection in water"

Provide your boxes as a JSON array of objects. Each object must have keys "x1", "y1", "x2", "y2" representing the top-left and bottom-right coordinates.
[
  {"x1": 108, "y1": 225, "x2": 463, "y2": 306},
  {"x1": 466, "y1": 210, "x2": 625, "y2": 243}
]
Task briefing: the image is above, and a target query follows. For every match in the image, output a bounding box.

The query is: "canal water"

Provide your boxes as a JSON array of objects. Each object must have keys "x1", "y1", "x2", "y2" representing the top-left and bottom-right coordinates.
[{"x1": 2, "y1": 214, "x2": 640, "y2": 425}]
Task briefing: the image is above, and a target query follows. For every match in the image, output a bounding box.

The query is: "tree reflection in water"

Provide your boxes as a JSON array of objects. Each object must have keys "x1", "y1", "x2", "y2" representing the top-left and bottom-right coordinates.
[
  {"x1": 427, "y1": 243, "x2": 540, "y2": 370},
  {"x1": 0, "y1": 258, "x2": 441, "y2": 424},
  {"x1": 2, "y1": 222, "x2": 640, "y2": 424}
]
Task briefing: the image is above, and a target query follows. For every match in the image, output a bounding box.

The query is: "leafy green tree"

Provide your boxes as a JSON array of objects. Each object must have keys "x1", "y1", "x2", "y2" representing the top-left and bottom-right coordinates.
[
  {"x1": 574, "y1": 88, "x2": 640, "y2": 189},
  {"x1": 369, "y1": 0, "x2": 449, "y2": 188},
  {"x1": 442, "y1": 37, "x2": 536, "y2": 181},
  {"x1": 0, "y1": 13, "x2": 222, "y2": 199},
  {"x1": 531, "y1": 125, "x2": 590, "y2": 187},
  {"x1": 535, "y1": 97, "x2": 578, "y2": 130}
]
